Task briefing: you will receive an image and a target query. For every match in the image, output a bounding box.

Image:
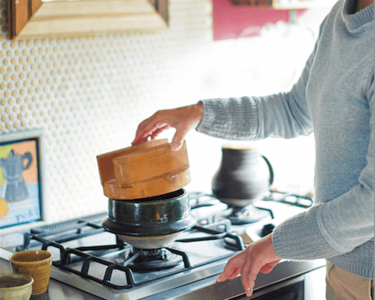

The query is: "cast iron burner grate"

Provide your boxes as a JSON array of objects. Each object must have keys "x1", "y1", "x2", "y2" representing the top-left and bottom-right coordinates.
[
  {"x1": 189, "y1": 190, "x2": 313, "y2": 225},
  {"x1": 15, "y1": 219, "x2": 244, "y2": 291},
  {"x1": 264, "y1": 190, "x2": 313, "y2": 208},
  {"x1": 116, "y1": 248, "x2": 184, "y2": 270},
  {"x1": 226, "y1": 205, "x2": 274, "y2": 225},
  {"x1": 189, "y1": 191, "x2": 274, "y2": 225}
]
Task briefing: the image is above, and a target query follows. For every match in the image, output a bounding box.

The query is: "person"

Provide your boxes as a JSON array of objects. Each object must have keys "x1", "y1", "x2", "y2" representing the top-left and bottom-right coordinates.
[{"x1": 132, "y1": 0, "x2": 374, "y2": 298}]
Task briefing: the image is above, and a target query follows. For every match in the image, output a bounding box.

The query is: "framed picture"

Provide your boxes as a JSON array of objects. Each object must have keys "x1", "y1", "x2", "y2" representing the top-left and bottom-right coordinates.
[{"x1": 0, "y1": 129, "x2": 46, "y2": 230}]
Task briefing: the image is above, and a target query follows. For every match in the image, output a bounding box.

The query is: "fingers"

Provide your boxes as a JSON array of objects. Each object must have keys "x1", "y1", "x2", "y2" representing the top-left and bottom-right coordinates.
[
  {"x1": 240, "y1": 235, "x2": 281, "y2": 296},
  {"x1": 216, "y1": 252, "x2": 246, "y2": 282},
  {"x1": 132, "y1": 115, "x2": 169, "y2": 145},
  {"x1": 132, "y1": 121, "x2": 154, "y2": 145},
  {"x1": 131, "y1": 110, "x2": 177, "y2": 146},
  {"x1": 227, "y1": 266, "x2": 242, "y2": 280},
  {"x1": 171, "y1": 124, "x2": 192, "y2": 151},
  {"x1": 216, "y1": 266, "x2": 241, "y2": 282},
  {"x1": 259, "y1": 260, "x2": 280, "y2": 274},
  {"x1": 240, "y1": 259, "x2": 281, "y2": 296},
  {"x1": 216, "y1": 234, "x2": 281, "y2": 298},
  {"x1": 240, "y1": 252, "x2": 260, "y2": 297},
  {"x1": 132, "y1": 103, "x2": 204, "y2": 149},
  {"x1": 217, "y1": 249, "x2": 259, "y2": 297},
  {"x1": 148, "y1": 124, "x2": 170, "y2": 140}
]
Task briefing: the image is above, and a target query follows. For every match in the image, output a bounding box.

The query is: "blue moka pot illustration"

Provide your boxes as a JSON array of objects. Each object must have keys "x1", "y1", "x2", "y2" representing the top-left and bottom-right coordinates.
[{"x1": 0, "y1": 150, "x2": 33, "y2": 203}]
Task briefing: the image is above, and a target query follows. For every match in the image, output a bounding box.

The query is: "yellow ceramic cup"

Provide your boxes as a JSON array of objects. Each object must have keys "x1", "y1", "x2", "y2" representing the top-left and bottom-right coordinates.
[{"x1": 10, "y1": 250, "x2": 53, "y2": 295}]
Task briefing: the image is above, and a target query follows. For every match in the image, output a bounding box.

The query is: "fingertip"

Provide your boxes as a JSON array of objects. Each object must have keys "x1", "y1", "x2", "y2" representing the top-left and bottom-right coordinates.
[
  {"x1": 245, "y1": 287, "x2": 253, "y2": 297},
  {"x1": 132, "y1": 135, "x2": 143, "y2": 145},
  {"x1": 132, "y1": 132, "x2": 152, "y2": 146},
  {"x1": 170, "y1": 141, "x2": 182, "y2": 151},
  {"x1": 216, "y1": 274, "x2": 224, "y2": 282}
]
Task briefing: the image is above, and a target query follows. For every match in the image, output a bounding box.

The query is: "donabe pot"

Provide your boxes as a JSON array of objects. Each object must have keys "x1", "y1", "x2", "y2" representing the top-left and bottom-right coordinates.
[{"x1": 102, "y1": 189, "x2": 196, "y2": 249}]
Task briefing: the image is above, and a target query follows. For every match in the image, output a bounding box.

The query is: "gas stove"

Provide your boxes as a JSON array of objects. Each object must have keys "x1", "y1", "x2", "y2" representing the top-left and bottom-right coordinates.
[{"x1": 0, "y1": 191, "x2": 325, "y2": 300}]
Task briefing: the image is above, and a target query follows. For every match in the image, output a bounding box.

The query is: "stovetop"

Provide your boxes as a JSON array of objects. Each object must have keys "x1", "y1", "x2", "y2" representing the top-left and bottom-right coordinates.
[{"x1": 0, "y1": 190, "x2": 323, "y2": 300}]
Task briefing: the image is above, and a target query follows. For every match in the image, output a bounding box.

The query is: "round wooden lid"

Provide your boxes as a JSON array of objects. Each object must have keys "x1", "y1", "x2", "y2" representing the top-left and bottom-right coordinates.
[{"x1": 97, "y1": 139, "x2": 191, "y2": 200}]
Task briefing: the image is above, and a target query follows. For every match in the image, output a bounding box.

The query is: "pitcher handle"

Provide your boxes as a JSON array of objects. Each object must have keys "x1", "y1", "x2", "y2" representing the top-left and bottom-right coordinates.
[
  {"x1": 261, "y1": 155, "x2": 274, "y2": 186},
  {"x1": 23, "y1": 152, "x2": 33, "y2": 170}
]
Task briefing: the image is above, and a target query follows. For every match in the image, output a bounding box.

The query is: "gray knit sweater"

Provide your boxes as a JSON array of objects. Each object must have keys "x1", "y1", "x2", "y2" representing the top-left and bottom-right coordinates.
[{"x1": 197, "y1": 0, "x2": 374, "y2": 279}]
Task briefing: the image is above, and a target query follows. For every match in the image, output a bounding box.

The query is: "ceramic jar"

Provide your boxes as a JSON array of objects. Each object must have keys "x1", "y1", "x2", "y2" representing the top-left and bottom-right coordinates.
[{"x1": 212, "y1": 146, "x2": 274, "y2": 207}]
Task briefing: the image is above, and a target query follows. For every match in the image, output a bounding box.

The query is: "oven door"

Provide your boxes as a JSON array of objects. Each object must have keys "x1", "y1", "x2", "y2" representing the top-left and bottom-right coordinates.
[
  {"x1": 232, "y1": 265, "x2": 326, "y2": 300},
  {"x1": 229, "y1": 277, "x2": 304, "y2": 300},
  {"x1": 251, "y1": 277, "x2": 304, "y2": 300}
]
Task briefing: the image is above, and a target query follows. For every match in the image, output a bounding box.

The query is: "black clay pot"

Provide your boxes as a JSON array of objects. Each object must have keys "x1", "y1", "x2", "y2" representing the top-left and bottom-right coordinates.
[
  {"x1": 212, "y1": 147, "x2": 274, "y2": 207},
  {"x1": 102, "y1": 189, "x2": 196, "y2": 249}
]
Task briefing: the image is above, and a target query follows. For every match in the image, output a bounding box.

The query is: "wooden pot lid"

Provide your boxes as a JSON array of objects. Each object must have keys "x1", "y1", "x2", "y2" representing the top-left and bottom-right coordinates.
[{"x1": 97, "y1": 139, "x2": 191, "y2": 200}]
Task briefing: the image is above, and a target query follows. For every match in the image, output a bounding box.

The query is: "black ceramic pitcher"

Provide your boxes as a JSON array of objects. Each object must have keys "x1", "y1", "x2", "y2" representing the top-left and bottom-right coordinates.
[{"x1": 212, "y1": 146, "x2": 274, "y2": 207}]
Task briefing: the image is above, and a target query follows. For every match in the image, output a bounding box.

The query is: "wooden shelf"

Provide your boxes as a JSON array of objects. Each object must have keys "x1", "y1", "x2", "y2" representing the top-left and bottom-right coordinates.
[{"x1": 8, "y1": 0, "x2": 168, "y2": 40}]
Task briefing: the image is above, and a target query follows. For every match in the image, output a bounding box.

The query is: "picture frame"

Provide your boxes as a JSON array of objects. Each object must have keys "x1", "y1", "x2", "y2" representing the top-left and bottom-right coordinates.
[{"x1": 0, "y1": 129, "x2": 47, "y2": 232}]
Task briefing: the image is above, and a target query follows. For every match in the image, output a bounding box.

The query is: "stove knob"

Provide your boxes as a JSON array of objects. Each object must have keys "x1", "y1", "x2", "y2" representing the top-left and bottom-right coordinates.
[{"x1": 261, "y1": 223, "x2": 275, "y2": 237}]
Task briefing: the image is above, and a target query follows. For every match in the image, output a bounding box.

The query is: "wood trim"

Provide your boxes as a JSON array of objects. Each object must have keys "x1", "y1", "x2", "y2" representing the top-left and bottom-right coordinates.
[
  {"x1": 14, "y1": 0, "x2": 29, "y2": 36},
  {"x1": 156, "y1": 0, "x2": 168, "y2": 23},
  {"x1": 148, "y1": 0, "x2": 168, "y2": 23},
  {"x1": 8, "y1": 0, "x2": 169, "y2": 40},
  {"x1": 33, "y1": 0, "x2": 156, "y2": 17},
  {"x1": 8, "y1": 0, "x2": 14, "y2": 39},
  {"x1": 30, "y1": 0, "x2": 42, "y2": 16}
]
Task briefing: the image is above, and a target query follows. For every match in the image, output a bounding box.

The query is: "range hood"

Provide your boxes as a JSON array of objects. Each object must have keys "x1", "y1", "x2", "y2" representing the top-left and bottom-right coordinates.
[{"x1": 8, "y1": 0, "x2": 168, "y2": 40}]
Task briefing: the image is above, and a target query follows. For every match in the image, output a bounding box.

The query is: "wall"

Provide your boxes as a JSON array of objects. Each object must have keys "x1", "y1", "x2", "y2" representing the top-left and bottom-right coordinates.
[
  {"x1": 213, "y1": 0, "x2": 302, "y2": 40},
  {"x1": 0, "y1": 0, "x2": 331, "y2": 223}
]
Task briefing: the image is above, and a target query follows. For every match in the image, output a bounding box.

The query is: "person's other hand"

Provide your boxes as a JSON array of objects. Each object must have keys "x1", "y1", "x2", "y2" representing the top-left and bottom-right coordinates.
[
  {"x1": 132, "y1": 102, "x2": 204, "y2": 151},
  {"x1": 216, "y1": 233, "x2": 281, "y2": 297}
]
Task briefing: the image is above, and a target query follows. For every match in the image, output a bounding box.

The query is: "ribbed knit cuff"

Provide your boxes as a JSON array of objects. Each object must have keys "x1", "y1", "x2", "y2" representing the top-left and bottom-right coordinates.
[
  {"x1": 195, "y1": 99, "x2": 217, "y2": 135},
  {"x1": 272, "y1": 205, "x2": 342, "y2": 260},
  {"x1": 196, "y1": 97, "x2": 259, "y2": 140}
]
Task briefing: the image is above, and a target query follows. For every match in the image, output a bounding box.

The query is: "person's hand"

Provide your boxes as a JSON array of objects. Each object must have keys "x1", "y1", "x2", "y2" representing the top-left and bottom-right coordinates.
[
  {"x1": 216, "y1": 233, "x2": 281, "y2": 297},
  {"x1": 132, "y1": 102, "x2": 204, "y2": 151}
]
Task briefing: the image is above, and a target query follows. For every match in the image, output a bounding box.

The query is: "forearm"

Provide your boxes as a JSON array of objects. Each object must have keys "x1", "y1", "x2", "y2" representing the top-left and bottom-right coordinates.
[
  {"x1": 196, "y1": 52, "x2": 315, "y2": 141},
  {"x1": 196, "y1": 92, "x2": 313, "y2": 141},
  {"x1": 196, "y1": 96, "x2": 259, "y2": 140},
  {"x1": 273, "y1": 180, "x2": 374, "y2": 260}
]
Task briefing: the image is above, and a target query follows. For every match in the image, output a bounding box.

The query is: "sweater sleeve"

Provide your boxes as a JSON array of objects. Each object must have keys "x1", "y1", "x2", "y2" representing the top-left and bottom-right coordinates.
[
  {"x1": 272, "y1": 76, "x2": 374, "y2": 260},
  {"x1": 196, "y1": 15, "x2": 332, "y2": 140},
  {"x1": 196, "y1": 68, "x2": 314, "y2": 141},
  {"x1": 196, "y1": 46, "x2": 318, "y2": 140}
]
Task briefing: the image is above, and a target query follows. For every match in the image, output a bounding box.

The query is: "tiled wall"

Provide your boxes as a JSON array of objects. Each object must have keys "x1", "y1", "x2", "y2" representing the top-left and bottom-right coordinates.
[{"x1": 0, "y1": 0, "x2": 331, "y2": 223}]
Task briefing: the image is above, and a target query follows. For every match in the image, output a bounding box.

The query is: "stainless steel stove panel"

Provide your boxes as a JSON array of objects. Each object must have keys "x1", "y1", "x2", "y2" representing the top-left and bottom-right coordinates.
[
  {"x1": 0, "y1": 219, "x2": 244, "y2": 299},
  {"x1": 0, "y1": 191, "x2": 325, "y2": 300}
]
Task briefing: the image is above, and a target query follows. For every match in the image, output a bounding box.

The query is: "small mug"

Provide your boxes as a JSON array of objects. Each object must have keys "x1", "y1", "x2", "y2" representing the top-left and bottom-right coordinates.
[{"x1": 10, "y1": 250, "x2": 53, "y2": 295}]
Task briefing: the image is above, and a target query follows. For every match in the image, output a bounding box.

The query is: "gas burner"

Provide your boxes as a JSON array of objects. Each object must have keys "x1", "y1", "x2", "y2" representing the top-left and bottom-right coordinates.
[
  {"x1": 264, "y1": 190, "x2": 313, "y2": 208},
  {"x1": 188, "y1": 192, "x2": 231, "y2": 225},
  {"x1": 121, "y1": 248, "x2": 183, "y2": 270},
  {"x1": 227, "y1": 205, "x2": 273, "y2": 225}
]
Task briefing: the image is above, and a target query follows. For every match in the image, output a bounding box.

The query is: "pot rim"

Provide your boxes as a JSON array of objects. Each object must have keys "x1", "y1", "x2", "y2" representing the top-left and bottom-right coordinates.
[
  {"x1": 102, "y1": 214, "x2": 196, "y2": 236},
  {"x1": 0, "y1": 273, "x2": 34, "y2": 290},
  {"x1": 104, "y1": 188, "x2": 196, "y2": 236}
]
